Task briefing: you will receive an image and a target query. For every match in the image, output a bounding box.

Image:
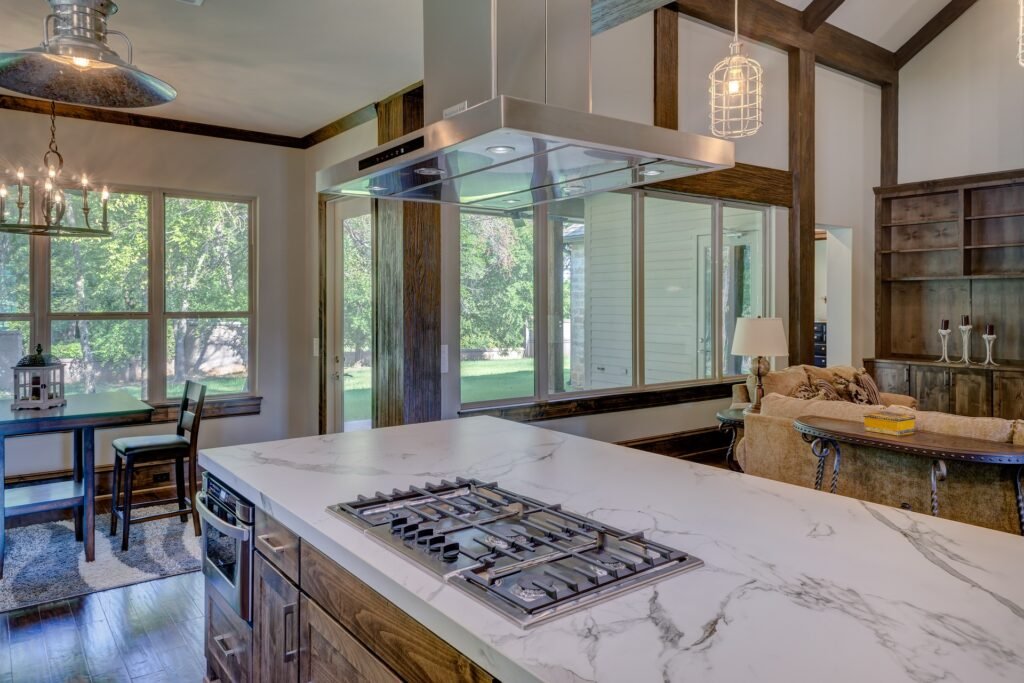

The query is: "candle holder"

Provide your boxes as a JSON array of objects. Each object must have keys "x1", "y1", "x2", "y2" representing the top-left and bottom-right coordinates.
[
  {"x1": 958, "y1": 325, "x2": 972, "y2": 365},
  {"x1": 937, "y1": 329, "x2": 952, "y2": 363},
  {"x1": 982, "y1": 334, "x2": 999, "y2": 367}
]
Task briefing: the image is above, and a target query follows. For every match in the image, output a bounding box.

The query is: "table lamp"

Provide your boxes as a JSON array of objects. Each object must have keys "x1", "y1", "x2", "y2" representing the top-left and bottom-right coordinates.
[{"x1": 731, "y1": 317, "x2": 789, "y2": 413}]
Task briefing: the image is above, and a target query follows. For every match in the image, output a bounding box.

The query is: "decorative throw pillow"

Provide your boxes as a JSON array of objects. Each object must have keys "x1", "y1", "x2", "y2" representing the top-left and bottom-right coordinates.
[
  {"x1": 855, "y1": 372, "x2": 882, "y2": 405},
  {"x1": 792, "y1": 383, "x2": 820, "y2": 401},
  {"x1": 815, "y1": 380, "x2": 842, "y2": 401}
]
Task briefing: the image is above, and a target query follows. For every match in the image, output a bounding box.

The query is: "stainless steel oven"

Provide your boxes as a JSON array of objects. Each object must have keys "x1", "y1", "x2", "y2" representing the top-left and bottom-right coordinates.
[{"x1": 198, "y1": 472, "x2": 255, "y2": 622}]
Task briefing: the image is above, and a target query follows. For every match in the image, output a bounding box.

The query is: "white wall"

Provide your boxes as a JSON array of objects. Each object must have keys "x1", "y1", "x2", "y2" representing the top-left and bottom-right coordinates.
[
  {"x1": 814, "y1": 239, "x2": 828, "y2": 322},
  {"x1": 592, "y1": 13, "x2": 654, "y2": 124},
  {"x1": 814, "y1": 65, "x2": 881, "y2": 366},
  {"x1": 0, "y1": 108, "x2": 306, "y2": 476},
  {"x1": 900, "y1": 0, "x2": 1024, "y2": 182}
]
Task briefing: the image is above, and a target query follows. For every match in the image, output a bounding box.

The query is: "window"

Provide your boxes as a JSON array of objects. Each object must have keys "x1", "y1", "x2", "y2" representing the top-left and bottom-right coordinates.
[
  {"x1": 0, "y1": 185, "x2": 256, "y2": 404},
  {"x1": 459, "y1": 210, "x2": 535, "y2": 404},
  {"x1": 458, "y1": 190, "x2": 771, "y2": 408}
]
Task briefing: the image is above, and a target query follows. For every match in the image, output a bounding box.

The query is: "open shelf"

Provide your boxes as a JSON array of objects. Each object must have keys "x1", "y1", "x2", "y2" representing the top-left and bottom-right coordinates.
[
  {"x1": 878, "y1": 246, "x2": 959, "y2": 254},
  {"x1": 966, "y1": 211, "x2": 1024, "y2": 221},
  {"x1": 964, "y1": 242, "x2": 1024, "y2": 250},
  {"x1": 881, "y1": 218, "x2": 958, "y2": 227},
  {"x1": 4, "y1": 480, "x2": 84, "y2": 517}
]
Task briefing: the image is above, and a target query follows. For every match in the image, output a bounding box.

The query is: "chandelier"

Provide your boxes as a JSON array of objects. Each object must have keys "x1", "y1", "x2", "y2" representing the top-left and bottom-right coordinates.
[
  {"x1": 708, "y1": 0, "x2": 763, "y2": 139},
  {"x1": 0, "y1": 0, "x2": 175, "y2": 108},
  {"x1": 0, "y1": 100, "x2": 110, "y2": 238}
]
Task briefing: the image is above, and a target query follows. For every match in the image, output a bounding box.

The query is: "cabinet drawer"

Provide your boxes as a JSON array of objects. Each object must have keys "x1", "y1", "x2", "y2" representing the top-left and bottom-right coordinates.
[
  {"x1": 254, "y1": 553, "x2": 300, "y2": 683},
  {"x1": 299, "y1": 595, "x2": 400, "y2": 683},
  {"x1": 255, "y1": 508, "x2": 300, "y2": 583},
  {"x1": 206, "y1": 585, "x2": 252, "y2": 683},
  {"x1": 300, "y1": 544, "x2": 493, "y2": 683},
  {"x1": 813, "y1": 343, "x2": 827, "y2": 356}
]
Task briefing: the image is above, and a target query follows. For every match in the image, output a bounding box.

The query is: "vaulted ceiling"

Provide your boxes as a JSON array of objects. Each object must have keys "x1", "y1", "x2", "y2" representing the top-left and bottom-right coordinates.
[{"x1": 0, "y1": 0, "x2": 971, "y2": 137}]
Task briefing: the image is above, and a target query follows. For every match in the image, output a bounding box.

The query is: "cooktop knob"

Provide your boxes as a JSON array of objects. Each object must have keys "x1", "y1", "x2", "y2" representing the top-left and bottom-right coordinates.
[{"x1": 441, "y1": 542, "x2": 461, "y2": 562}]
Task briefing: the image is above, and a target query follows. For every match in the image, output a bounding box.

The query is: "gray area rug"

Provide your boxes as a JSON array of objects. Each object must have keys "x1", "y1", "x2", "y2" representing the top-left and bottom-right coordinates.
[{"x1": 0, "y1": 505, "x2": 201, "y2": 612}]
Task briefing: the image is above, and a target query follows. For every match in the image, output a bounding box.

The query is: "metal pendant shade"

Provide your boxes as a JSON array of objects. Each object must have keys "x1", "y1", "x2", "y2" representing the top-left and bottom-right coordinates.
[{"x1": 0, "y1": 0, "x2": 176, "y2": 108}]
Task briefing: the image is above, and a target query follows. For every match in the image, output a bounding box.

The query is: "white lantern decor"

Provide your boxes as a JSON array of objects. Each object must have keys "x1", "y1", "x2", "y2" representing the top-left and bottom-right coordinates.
[
  {"x1": 709, "y1": 0, "x2": 763, "y2": 139},
  {"x1": 11, "y1": 344, "x2": 66, "y2": 411}
]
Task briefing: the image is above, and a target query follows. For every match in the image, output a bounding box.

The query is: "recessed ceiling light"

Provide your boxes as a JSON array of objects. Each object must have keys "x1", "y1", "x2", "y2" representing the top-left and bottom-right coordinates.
[
  {"x1": 415, "y1": 167, "x2": 445, "y2": 177},
  {"x1": 487, "y1": 145, "x2": 516, "y2": 155},
  {"x1": 639, "y1": 169, "x2": 664, "y2": 177},
  {"x1": 504, "y1": 199, "x2": 519, "y2": 204},
  {"x1": 368, "y1": 185, "x2": 387, "y2": 192}
]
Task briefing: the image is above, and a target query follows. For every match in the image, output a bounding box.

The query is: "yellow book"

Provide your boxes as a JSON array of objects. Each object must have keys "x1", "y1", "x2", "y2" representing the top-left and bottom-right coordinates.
[{"x1": 864, "y1": 411, "x2": 916, "y2": 436}]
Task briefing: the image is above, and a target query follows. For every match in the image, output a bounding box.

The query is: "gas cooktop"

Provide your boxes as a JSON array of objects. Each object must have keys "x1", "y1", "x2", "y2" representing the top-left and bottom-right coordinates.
[{"x1": 327, "y1": 478, "x2": 703, "y2": 628}]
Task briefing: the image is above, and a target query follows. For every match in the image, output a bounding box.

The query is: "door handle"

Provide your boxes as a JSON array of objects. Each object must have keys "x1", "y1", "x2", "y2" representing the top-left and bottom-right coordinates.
[
  {"x1": 257, "y1": 534, "x2": 289, "y2": 554},
  {"x1": 213, "y1": 634, "x2": 240, "y2": 658},
  {"x1": 283, "y1": 602, "x2": 298, "y2": 663}
]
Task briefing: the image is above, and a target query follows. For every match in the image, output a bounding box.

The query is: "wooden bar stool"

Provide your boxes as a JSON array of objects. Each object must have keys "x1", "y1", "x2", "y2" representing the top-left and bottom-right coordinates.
[{"x1": 110, "y1": 381, "x2": 206, "y2": 551}]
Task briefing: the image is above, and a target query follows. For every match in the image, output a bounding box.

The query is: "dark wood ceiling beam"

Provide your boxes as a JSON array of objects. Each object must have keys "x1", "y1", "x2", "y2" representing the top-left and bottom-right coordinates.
[
  {"x1": 801, "y1": 0, "x2": 847, "y2": 32},
  {"x1": 669, "y1": 0, "x2": 897, "y2": 85},
  {"x1": 592, "y1": 0, "x2": 675, "y2": 35},
  {"x1": 0, "y1": 94, "x2": 307, "y2": 148},
  {"x1": 894, "y1": 0, "x2": 978, "y2": 69}
]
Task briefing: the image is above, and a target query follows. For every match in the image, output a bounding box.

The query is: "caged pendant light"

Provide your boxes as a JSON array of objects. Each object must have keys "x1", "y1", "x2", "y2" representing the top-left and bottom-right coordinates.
[{"x1": 708, "y1": 0, "x2": 763, "y2": 139}]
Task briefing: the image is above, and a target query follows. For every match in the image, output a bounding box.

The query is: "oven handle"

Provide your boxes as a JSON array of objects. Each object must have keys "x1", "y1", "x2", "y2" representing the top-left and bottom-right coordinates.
[{"x1": 196, "y1": 492, "x2": 251, "y2": 541}]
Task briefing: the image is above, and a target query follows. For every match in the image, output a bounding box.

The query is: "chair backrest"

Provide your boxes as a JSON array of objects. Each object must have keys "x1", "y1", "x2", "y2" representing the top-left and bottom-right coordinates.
[{"x1": 176, "y1": 380, "x2": 207, "y2": 452}]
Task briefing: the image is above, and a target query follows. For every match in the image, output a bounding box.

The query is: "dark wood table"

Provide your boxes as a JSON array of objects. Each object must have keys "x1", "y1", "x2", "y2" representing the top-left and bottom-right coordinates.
[
  {"x1": 793, "y1": 416, "x2": 1024, "y2": 534},
  {"x1": 715, "y1": 408, "x2": 746, "y2": 472},
  {"x1": 0, "y1": 392, "x2": 154, "y2": 576}
]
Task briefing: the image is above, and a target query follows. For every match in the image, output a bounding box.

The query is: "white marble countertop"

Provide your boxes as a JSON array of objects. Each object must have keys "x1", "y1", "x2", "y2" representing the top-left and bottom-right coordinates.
[{"x1": 199, "y1": 416, "x2": 1024, "y2": 683}]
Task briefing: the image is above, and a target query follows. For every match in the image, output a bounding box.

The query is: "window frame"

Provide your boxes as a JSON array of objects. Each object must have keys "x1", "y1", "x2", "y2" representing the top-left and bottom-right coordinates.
[
  {"x1": 458, "y1": 188, "x2": 772, "y2": 411},
  {"x1": 6, "y1": 181, "x2": 258, "y2": 407}
]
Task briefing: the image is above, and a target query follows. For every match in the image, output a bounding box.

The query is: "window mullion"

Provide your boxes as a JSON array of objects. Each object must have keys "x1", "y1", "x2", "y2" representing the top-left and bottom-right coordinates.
[
  {"x1": 633, "y1": 191, "x2": 644, "y2": 389},
  {"x1": 148, "y1": 191, "x2": 167, "y2": 402},
  {"x1": 534, "y1": 203, "x2": 549, "y2": 402},
  {"x1": 30, "y1": 226, "x2": 51, "y2": 354},
  {"x1": 712, "y1": 201, "x2": 724, "y2": 381}
]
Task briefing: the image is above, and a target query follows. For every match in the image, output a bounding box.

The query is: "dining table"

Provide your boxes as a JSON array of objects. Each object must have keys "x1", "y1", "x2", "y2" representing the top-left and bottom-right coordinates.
[{"x1": 0, "y1": 391, "x2": 154, "y2": 577}]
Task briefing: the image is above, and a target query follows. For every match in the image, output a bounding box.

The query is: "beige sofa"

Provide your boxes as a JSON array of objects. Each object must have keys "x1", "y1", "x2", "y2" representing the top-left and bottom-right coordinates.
[{"x1": 732, "y1": 366, "x2": 1023, "y2": 534}]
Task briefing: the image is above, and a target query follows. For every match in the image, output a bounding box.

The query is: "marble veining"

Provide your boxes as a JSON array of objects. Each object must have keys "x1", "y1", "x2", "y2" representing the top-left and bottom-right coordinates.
[{"x1": 199, "y1": 416, "x2": 1024, "y2": 683}]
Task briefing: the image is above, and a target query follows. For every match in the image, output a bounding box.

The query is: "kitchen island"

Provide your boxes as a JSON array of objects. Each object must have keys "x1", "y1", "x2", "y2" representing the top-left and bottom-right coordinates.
[{"x1": 199, "y1": 416, "x2": 1024, "y2": 683}]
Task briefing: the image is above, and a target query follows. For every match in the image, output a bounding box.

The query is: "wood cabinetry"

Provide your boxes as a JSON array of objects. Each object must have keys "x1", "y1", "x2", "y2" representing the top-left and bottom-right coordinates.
[
  {"x1": 865, "y1": 359, "x2": 1018, "y2": 418},
  {"x1": 876, "y1": 170, "x2": 1024, "y2": 365},
  {"x1": 253, "y1": 553, "x2": 299, "y2": 683},
  {"x1": 206, "y1": 585, "x2": 253, "y2": 683},
  {"x1": 208, "y1": 510, "x2": 498, "y2": 683},
  {"x1": 299, "y1": 595, "x2": 400, "y2": 683}
]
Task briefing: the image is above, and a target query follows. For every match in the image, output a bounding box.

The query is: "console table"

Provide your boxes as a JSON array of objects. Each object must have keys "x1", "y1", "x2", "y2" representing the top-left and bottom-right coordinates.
[
  {"x1": 793, "y1": 416, "x2": 1024, "y2": 534},
  {"x1": 715, "y1": 408, "x2": 746, "y2": 472},
  {"x1": 0, "y1": 392, "x2": 154, "y2": 577}
]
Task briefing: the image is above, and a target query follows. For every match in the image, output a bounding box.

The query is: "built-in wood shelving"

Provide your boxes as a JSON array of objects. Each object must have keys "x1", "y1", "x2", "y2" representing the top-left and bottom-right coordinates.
[{"x1": 875, "y1": 170, "x2": 1024, "y2": 363}]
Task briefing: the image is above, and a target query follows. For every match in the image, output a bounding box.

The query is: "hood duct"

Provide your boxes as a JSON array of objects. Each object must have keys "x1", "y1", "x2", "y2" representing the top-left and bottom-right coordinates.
[{"x1": 317, "y1": 0, "x2": 734, "y2": 210}]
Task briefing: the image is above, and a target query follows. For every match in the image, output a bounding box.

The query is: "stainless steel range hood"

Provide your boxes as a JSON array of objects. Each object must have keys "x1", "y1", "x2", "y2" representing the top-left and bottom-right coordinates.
[{"x1": 317, "y1": 0, "x2": 734, "y2": 210}]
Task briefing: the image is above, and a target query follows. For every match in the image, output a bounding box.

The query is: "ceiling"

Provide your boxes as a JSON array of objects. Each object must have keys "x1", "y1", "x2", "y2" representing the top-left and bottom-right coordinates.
[
  {"x1": 0, "y1": 0, "x2": 423, "y2": 136},
  {"x1": 0, "y1": 0, "x2": 959, "y2": 136}
]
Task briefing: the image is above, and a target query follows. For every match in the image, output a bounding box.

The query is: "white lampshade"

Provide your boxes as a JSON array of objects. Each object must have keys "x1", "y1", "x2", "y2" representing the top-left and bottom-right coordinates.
[{"x1": 731, "y1": 317, "x2": 788, "y2": 357}]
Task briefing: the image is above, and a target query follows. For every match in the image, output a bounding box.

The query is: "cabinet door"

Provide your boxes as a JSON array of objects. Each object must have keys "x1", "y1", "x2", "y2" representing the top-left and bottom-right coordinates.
[
  {"x1": 869, "y1": 361, "x2": 909, "y2": 395},
  {"x1": 298, "y1": 595, "x2": 400, "y2": 683},
  {"x1": 911, "y1": 365, "x2": 951, "y2": 413},
  {"x1": 206, "y1": 585, "x2": 252, "y2": 683},
  {"x1": 253, "y1": 553, "x2": 299, "y2": 683},
  {"x1": 951, "y1": 369, "x2": 992, "y2": 417},
  {"x1": 994, "y1": 372, "x2": 1024, "y2": 419}
]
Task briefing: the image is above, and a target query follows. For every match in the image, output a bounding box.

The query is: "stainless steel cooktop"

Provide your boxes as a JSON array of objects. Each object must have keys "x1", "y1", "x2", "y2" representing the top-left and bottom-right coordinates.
[{"x1": 327, "y1": 478, "x2": 703, "y2": 628}]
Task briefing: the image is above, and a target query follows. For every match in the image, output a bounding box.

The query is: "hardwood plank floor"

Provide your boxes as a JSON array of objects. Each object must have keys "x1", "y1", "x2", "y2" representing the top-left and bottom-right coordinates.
[{"x1": 0, "y1": 572, "x2": 205, "y2": 683}]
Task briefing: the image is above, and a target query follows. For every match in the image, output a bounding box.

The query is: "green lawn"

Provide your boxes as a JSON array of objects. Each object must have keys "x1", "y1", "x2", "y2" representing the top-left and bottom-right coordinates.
[
  {"x1": 56, "y1": 375, "x2": 248, "y2": 401},
  {"x1": 341, "y1": 358, "x2": 553, "y2": 423}
]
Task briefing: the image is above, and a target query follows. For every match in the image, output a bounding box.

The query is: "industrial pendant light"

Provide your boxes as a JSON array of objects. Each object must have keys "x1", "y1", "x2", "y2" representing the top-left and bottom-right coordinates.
[
  {"x1": 0, "y1": 0, "x2": 176, "y2": 108},
  {"x1": 708, "y1": 0, "x2": 763, "y2": 139}
]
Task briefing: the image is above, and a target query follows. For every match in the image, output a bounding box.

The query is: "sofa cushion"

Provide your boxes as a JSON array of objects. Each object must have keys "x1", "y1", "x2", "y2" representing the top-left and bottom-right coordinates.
[
  {"x1": 1013, "y1": 421, "x2": 1024, "y2": 446},
  {"x1": 745, "y1": 365, "x2": 810, "y2": 403},
  {"x1": 760, "y1": 393, "x2": 883, "y2": 421}
]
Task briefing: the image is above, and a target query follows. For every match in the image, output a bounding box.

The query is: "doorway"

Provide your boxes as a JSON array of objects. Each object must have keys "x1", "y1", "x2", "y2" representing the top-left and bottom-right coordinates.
[
  {"x1": 814, "y1": 224, "x2": 854, "y2": 367},
  {"x1": 326, "y1": 197, "x2": 373, "y2": 433}
]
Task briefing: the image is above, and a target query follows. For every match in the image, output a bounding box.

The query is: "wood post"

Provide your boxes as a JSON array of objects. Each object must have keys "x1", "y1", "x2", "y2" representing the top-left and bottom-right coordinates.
[
  {"x1": 881, "y1": 75, "x2": 899, "y2": 186},
  {"x1": 653, "y1": 7, "x2": 679, "y2": 129},
  {"x1": 788, "y1": 48, "x2": 816, "y2": 365},
  {"x1": 372, "y1": 86, "x2": 442, "y2": 427}
]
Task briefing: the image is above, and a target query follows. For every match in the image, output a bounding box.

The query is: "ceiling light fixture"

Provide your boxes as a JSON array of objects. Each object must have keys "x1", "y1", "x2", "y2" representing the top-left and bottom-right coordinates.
[
  {"x1": 486, "y1": 145, "x2": 516, "y2": 155},
  {"x1": 0, "y1": 100, "x2": 111, "y2": 238},
  {"x1": 639, "y1": 169, "x2": 664, "y2": 177},
  {"x1": 708, "y1": 0, "x2": 763, "y2": 139},
  {"x1": 0, "y1": 0, "x2": 176, "y2": 108}
]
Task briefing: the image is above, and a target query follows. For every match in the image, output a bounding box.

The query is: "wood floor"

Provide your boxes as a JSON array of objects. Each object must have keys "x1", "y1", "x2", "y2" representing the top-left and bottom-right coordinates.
[{"x1": 0, "y1": 572, "x2": 205, "y2": 683}]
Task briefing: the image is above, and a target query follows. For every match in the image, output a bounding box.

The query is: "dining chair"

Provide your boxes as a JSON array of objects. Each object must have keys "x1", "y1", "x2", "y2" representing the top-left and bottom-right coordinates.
[{"x1": 109, "y1": 380, "x2": 206, "y2": 551}]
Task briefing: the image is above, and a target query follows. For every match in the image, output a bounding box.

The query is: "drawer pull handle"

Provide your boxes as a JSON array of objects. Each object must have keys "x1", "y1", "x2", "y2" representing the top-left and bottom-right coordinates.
[
  {"x1": 283, "y1": 602, "x2": 298, "y2": 663},
  {"x1": 213, "y1": 634, "x2": 240, "y2": 658},
  {"x1": 258, "y1": 534, "x2": 289, "y2": 554}
]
